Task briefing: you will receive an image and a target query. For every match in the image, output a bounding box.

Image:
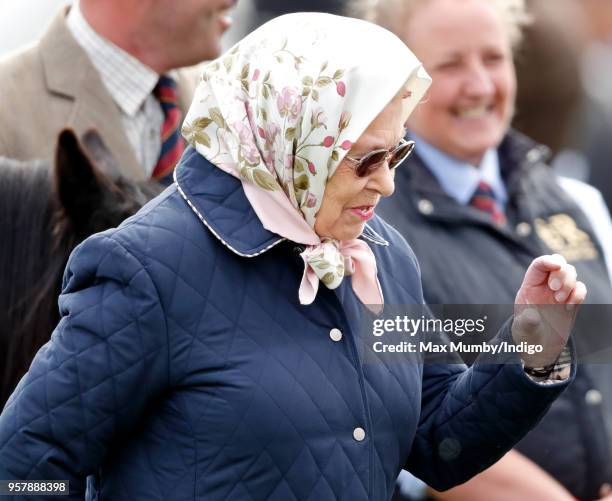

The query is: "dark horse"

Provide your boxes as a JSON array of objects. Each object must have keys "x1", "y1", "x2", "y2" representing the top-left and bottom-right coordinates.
[{"x1": 0, "y1": 130, "x2": 162, "y2": 407}]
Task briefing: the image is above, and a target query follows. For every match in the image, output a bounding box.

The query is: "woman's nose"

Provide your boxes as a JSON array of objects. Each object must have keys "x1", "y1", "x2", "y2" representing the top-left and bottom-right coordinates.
[{"x1": 367, "y1": 162, "x2": 395, "y2": 197}]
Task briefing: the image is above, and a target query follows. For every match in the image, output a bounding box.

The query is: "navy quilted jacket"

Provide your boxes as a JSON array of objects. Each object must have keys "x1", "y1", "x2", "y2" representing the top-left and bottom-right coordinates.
[{"x1": 0, "y1": 148, "x2": 571, "y2": 500}]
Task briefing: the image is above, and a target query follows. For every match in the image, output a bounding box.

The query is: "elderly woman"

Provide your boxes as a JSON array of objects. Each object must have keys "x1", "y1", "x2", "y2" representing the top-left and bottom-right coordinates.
[
  {"x1": 0, "y1": 13, "x2": 583, "y2": 501},
  {"x1": 354, "y1": 0, "x2": 612, "y2": 499}
]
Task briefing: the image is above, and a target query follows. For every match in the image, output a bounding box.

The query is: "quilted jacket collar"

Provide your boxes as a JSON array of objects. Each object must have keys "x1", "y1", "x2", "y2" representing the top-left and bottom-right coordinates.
[
  {"x1": 174, "y1": 147, "x2": 388, "y2": 257},
  {"x1": 174, "y1": 147, "x2": 284, "y2": 257}
]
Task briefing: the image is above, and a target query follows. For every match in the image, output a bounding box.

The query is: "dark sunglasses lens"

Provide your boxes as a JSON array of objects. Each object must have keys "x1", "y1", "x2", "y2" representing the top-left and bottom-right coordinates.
[
  {"x1": 389, "y1": 142, "x2": 415, "y2": 169},
  {"x1": 356, "y1": 150, "x2": 388, "y2": 177}
]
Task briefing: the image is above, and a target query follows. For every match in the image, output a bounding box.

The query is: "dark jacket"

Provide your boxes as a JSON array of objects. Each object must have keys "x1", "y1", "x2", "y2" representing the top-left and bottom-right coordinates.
[
  {"x1": 0, "y1": 147, "x2": 571, "y2": 500},
  {"x1": 379, "y1": 130, "x2": 612, "y2": 500}
]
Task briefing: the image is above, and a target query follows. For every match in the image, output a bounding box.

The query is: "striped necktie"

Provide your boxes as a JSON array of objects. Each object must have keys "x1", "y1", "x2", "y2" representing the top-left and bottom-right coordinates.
[
  {"x1": 469, "y1": 180, "x2": 507, "y2": 226},
  {"x1": 152, "y1": 75, "x2": 185, "y2": 183}
]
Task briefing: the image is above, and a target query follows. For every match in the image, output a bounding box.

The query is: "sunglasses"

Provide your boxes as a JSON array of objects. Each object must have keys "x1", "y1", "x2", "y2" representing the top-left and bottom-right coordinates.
[{"x1": 344, "y1": 138, "x2": 415, "y2": 177}]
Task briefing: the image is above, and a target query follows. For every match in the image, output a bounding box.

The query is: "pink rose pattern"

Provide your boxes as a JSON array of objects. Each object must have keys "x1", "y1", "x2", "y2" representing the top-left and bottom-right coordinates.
[
  {"x1": 181, "y1": 23, "x2": 424, "y2": 298},
  {"x1": 336, "y1": 81, "x2": 346, "y2": 97},
  {"x1": 340, "y1": 140, "x2": 352, "y2": 151},
  {"x1": 181, "y1": 37, "x2": 391, "y2": 292},
  {"x1": 232, "y1": 121, "x2": 260, "y2": 165},
  {"x1": 183, "y1": 40, "x2": 355, "y2": 224},
  {"x1": 276, "y1": 87, "x2": 302, "y2": 120}
]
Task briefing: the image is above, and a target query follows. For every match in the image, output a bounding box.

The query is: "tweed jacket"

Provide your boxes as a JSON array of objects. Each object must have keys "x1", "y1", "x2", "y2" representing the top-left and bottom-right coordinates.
[{"x1": 0, "y1": 7, "x2": 197, "y2": 179}]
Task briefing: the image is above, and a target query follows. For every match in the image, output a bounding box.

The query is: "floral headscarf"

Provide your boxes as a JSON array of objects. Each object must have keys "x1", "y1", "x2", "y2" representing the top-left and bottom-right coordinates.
[{"x1": 182, "y1": 13, "x2": 431, "y2": 312}]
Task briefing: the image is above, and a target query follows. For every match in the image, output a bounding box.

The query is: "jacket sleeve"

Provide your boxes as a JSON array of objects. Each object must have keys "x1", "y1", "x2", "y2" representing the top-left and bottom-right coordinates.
[
  {"x1": 0, "y1": 233, "x2": 169, "y2": 499},
  {"x1": 405, "y1": 320, "x2": 574, "y2": 491}
]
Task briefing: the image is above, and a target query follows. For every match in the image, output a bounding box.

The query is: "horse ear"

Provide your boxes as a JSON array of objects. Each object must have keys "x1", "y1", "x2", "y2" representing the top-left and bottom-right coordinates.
[
  {"x1": 54, "y1": 129, "x2": 107, "y2": 228},
  {"x1": 81, "y1": 129, "x2": 122, "y2": 179}
]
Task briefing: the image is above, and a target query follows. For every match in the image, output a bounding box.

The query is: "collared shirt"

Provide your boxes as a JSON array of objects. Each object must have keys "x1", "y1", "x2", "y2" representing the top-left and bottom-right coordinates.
[
  {"x1": 67, "y1": 1, "x2": 163, "y2": 176},
  {"x1": 408, "y1": 132, "x2": 508, "y2": 207}
]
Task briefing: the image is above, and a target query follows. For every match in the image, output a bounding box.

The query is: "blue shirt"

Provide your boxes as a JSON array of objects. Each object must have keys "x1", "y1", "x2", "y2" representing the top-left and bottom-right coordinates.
[{"x1": 408, "y1": 132, "x2": 508, "y2": 207}]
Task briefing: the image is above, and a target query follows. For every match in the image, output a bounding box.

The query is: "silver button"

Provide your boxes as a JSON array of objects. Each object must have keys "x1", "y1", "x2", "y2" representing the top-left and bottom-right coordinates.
[
  {"x1": 438, "y1": 438, "x2": 462, "y2": 461},
  {"x1": 353, "y1": 427, "x2": 366, "y2": 441},
  {"x1": 585, "y1": 389, "x2": 603, "y2": 406},
  {"x1": 417, "y1": 199, "x2": 434, "y2": 215},
  {"x1": 329, "y1": 328, "x2": 343, "y2": 342},
  {"x1": 526, "y1": 149, "x2": 541, "y2": 163},
  {"x1": 516, "y1": 222, "x2": 532, "y2": 237}
]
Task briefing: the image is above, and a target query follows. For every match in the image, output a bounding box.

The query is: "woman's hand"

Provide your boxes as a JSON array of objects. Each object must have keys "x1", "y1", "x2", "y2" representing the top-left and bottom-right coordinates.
[{"x1": 512, "y1": 254, "x2": 586, "y2": 368}]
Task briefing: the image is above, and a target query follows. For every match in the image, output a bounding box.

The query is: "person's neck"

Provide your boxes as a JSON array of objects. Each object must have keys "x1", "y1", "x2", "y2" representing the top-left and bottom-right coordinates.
[
  {"x1": 79, "y1": 2, "x2": 168, "y2": 73},
  {"x1": 464, "y1": 154, "x2": 485, "y2": 168}
]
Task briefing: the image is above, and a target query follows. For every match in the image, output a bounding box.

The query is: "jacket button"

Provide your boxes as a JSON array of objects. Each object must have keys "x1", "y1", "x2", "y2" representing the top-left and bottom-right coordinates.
[
  {"x1": 516, "y1": 222, "x2": 532, "y2": 237},
  {"x1": 438, "y1": 437, "x2": 462, "y2": 461},
  {"x1": 329, "y1": 328, "x2": 343, "y2": 342},
  {"x1": 353, "y1": 427, "x2": 366, "y2": 441},
  {"x1": 526, "y1": 149, "x2": 541, "y2": 163},
  {"x1": 417, "y1": 199, "x2": 434, "y2": 215},
  {"x1": 585, "y1": 389, "x2": 603, "y2": 406}
]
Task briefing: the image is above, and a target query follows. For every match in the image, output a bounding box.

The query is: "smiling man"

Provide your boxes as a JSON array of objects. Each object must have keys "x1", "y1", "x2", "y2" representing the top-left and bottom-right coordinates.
[{"x1": 0, "y1": 0, "x2": 236, "y2": 181}]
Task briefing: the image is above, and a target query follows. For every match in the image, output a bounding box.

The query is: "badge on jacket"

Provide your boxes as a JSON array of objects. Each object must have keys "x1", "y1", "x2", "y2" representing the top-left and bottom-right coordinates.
[{"x1": 535, "y1": 213, "x2": 599, "y2": 262}]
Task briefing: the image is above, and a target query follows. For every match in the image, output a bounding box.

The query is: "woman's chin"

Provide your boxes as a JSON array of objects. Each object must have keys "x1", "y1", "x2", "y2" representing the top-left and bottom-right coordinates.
[
  {"x1": 339, "y1": 222, "x2": 365, "y2": 241},
  {"x1": 332, "y1": 222, "x2": 367, "y2": 242},
  {"x1": 444, "y1": 136, "x2": 502, "y2": 164},
  {"x1": 449, "y1": 128, "x2": 506, "y2": 160}
]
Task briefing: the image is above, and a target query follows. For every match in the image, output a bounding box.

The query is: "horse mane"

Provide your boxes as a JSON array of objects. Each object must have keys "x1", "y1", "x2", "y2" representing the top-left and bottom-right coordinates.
[{"x1": 0, "y1": 157, "x2": 70, "y2": 405}]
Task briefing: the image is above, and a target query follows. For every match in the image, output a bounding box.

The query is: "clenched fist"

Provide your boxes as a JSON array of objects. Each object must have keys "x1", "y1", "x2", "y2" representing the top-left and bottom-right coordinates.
[{"x1": 513, "y1": 254, "x2": 587, "y2": 368}]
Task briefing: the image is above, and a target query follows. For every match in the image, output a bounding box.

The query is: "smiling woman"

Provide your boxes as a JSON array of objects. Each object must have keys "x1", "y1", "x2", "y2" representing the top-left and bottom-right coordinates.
[
  {"x1": 352, "y1": 0, "x2": 527, "y2": 165},
  {"x1": 352, "y1": 0, "x2": 532, "y2": 165},
  {"x1": 401, "y1": 0, "x2": 520, "y2": 164}
]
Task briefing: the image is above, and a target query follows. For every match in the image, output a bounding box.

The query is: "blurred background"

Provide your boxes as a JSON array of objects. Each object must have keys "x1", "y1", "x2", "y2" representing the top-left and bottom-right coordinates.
[{"x1": 0, "y1": 0, "x2": 73, "y2": 56}]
